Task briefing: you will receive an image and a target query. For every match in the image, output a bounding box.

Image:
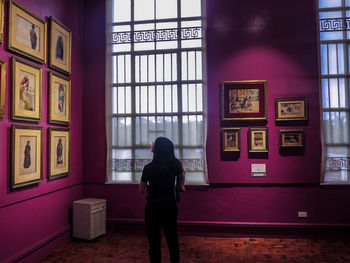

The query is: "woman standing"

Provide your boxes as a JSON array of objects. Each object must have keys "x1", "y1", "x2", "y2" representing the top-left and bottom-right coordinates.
[{"x1": 139, "y1": 137, "x2": 185, "y2": 263}]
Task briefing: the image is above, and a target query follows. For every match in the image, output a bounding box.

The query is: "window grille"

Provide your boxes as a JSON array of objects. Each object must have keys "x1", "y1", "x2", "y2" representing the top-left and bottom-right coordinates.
[
  {"x1": 106, "y1": 0, "x2": 207, "y2": 184},
  {"x1": 318, "y1": 0, "x2": 350, "y2": 183}
]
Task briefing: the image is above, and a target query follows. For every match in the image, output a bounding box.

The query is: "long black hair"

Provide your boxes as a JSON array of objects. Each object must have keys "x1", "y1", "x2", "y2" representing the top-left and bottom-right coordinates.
[{"x1": 152, "y1": 137, "x2": 183, "y2": 172}]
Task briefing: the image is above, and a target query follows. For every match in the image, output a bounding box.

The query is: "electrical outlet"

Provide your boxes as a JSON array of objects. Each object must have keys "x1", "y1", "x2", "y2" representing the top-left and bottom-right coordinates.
[{"x1": 298, "y1": 211, "x2": 308, "y2": 218}]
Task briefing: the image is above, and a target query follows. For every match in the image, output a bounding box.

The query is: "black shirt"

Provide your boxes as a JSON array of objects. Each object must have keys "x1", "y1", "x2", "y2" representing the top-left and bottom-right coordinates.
[{"x1": 141, "y1": 160, "x2": 182, "y2": 200}]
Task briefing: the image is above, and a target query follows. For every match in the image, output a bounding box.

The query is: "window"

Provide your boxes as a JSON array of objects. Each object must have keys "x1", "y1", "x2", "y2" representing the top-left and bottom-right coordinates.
[
  {"x1": 106, "y1": 0, "x2": 207, "y2": 184},
  {"x1": 318, "y1": 0, "x2": 350, "y2": 183}
]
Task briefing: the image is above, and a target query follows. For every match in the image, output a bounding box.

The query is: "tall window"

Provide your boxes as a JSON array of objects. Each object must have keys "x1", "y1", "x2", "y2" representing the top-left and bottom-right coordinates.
[
  {"x1": 319, "y1": 0, "x2": 350, "y2": 183},
  {"x1": 106, "y1": 0, "x2": 207, "y2": 184}
]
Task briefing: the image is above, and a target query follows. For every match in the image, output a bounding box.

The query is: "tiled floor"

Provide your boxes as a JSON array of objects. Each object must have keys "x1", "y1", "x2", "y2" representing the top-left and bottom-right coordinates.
[{"x1": 40, "y1": 233, "x2": 350, "y2": 263}]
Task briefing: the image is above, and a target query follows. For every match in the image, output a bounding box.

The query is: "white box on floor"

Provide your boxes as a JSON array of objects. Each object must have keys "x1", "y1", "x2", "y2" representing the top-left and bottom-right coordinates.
[{"x1": 73, "y1": 198, "x2": 106, "y2": 240}]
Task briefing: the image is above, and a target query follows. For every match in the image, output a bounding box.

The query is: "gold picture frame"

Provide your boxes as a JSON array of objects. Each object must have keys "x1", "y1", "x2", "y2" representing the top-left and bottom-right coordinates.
[
  {"x1": 221, "y1": 128, "x2": 241, "y2": 152},
  {"x1": 11, "y1": 125, "x2": 43, "y2": 189},
  {"x1": 248, "y1": 127, "x2": 269, "y2": 153},
  {"x1": 48, "y1": 128, "x2": 70, "y2": 180},
  {"x1": 12, "y1": 56, "x2": 42, "y2": 122},
  {"x1": 49, "y1": 71, "x2": 71, "y2": 125},
  {"x1": 221, "y1": 80, "x2": 267, "y2": 122},
  {"x1": 8, "y1": 0, "x2": 46, "y2": 64},
  {"x1": 0, "y1": 60, "x2": 6, "y2": 117},
  {"x1": 0, "y1": 0, "x2": 5, "y2": 43},
  {"x1": 275, "y1": 97, "x2": 308, "y2": 121},
  {"x1": 49, "y1": 16, "x2": 72, "y2": 75},
  {"x1": 279, "y1": 129, "x2": 305, "y2": 149}
]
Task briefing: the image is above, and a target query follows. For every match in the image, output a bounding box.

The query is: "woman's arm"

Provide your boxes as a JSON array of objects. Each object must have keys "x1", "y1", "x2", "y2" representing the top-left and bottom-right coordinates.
[{"x1": 139, "y1": 181, "x2": 147, "y2": 194}]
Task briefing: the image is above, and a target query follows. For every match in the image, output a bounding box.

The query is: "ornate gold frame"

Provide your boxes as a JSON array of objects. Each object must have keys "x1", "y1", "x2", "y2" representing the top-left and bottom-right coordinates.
[
  {"x1": 248, "y1": 127, "x2": 269, "y2": 153},
  {"x1": 49, "y1": 16, "x2": 72, "y2": 75},
  {"x1": 279, "y1": 129, "x2": 305, "y2": 149},
  {"x1": 0, "y1": 60, "x2": 6, "y2": 117},
  {"x1": 221, "y1": 128, "x2": 241, "y2": 152},
  {"x1": 0, "y1": 0, "x2": 4, "y2": 43},
  {"x1": 275, "y1": 97, "x2": 308, "y2": 122},
  {"x1": 8, "y1": 0, "x2": 46, "y2": 64},
  {"x1": 11, "y1": 125, "x2": 43, "y2": 189}
]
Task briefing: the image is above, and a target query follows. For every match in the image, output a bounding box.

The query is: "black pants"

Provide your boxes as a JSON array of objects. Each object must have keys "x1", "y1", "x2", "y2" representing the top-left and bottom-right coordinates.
[{"x1": 145, "y1": 199, "x2": 179, "y2": 263}]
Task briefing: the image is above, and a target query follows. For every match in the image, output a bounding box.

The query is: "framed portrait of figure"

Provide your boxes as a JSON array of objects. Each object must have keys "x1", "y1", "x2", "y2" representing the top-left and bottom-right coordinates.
[
  {"x1": 0, "y1": 60, "x2": 6, "y2": 117},
  {"x1": 221, "y1": 128, "x2": 241, "y2": 152},
  {"x1": 248, "y1": 127, "x2": 269, "y2": 153},
  {"x1": 11, "y1": 125, "x2": 43, "y2": 189},
  {"x1": 49, "y1": 16, "x2": 72, "y2": 75},
  {"x1": 8, "y1": 0, "x2": 46, "y2": 64},
  {"x1": 48, "y1": 128, "x2": 70, "y2": 180},
  {"x1": 49, "y1": 71, "x2": 71, "y2": 125},
  {"x1": 12, "y1": 57, "x2": 42, "y2": 122},
  {"x1": 221, "y1": 80, "x2": 267, "y2": 122}
]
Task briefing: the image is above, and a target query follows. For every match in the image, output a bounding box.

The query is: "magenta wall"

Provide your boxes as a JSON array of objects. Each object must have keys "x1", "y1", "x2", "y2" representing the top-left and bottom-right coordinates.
[
  {"x1": 0, "y1": 0, "x2": 84, "y2": 262},
  {"x1": 82, "y1": 0, "x2": 350, "y2": 230}
]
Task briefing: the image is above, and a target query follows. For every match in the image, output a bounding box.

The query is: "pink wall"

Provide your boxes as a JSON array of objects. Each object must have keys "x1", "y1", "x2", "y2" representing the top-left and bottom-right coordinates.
[
  {"x1": 0, "y1": 0, "x2": 84, "y2": 262},
  {"x1": 82, "y1": 0, "x2": 350, "y2": 229}
]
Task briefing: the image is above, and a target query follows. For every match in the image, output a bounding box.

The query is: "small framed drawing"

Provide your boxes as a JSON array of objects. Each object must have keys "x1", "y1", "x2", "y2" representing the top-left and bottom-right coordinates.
[
  {"x1": 49, "y1": 16, "x2": 72, "y2": 75},
  {"x1": 279, "y1": 129, "x2": 305, "y2": 149},
  {"x1": 8, "y1": 0, "x2": 46, "y2": 64},
  {"x1": 49, "y1": 71, "x2": 71, "y2": 125},
  {"x1": 248, "y1": 127, "x2": 269, "y2": 153},
  {"x1": 48, "y1": 128, "x2": 70, "y2": 180},
  {"x1": 221, "y1": 80, "x2": 267, "y2": 122},
  {"x1": 275, "y1": 97, "x2": 308, "y2": 121},
  {"x1": 0, "y1": 0, "x2": 4, "y2": 43},
  {"x1": 221, "y1": 128, "x2": 241, "y2": 152},
  {"x1": 0, "y1": 60, "x2": 6, "y2": 117},
  {"x1": 11, "y1": 125, "x2": 43, "y2": 189},
  {"x1": 12, "y1": 57, "x2": 42, "y2": 122}
]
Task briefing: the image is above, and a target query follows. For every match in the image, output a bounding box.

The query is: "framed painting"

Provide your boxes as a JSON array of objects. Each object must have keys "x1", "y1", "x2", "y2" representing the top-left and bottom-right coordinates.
[
  {"x1": 221, "y1": 128, "x2": 241, "y2": 152},
  {"x1": 12, "y1": 57, "x2": 42, "y2": 122},
  {"x1": 8, "y1": 0, "x2": 46, "y2": 64},
  {"x1": 49, "y1": 16, "x2": 72, "y2": 75},
  {"x1": 248, "y1": 127, "x2": 269, "y2": 153},
  {"x1": 275, "y1": 97, "x2": 308, "y2": 121},
  {"x1": 48, "y1": 128, "x2": 70, "y2": 180},
  {"x1": 0, "y1": 60, "x2": 6, "y2": 117},
  {"x1": 11, "y1": 125, "x2": 43, "y2": 189},
  {"x1": 0, "y1": 0, "x2": 4, "y2": 43},
  {"x1": 279, "y1": 129, "x2": 305, "y2": 149},
  {"x1": 221, "y1": 80, "x2": 267, "y2": 122},
  {"x1": 49, "y1": 71, "x2": 71, "y2": 125}
]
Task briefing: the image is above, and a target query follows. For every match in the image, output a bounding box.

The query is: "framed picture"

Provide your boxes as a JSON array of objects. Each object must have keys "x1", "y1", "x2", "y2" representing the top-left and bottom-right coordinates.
[
  {"x1": 0, "y1": 60, "x2": 6, "y2": 117},
  {"x1": 0, "y1": 0, "x2": 4, "y2": 43},
  {"x1": 48, "y1": 128, "x2": 70, "y2": 180},
  {"x1": 248, "y1": 127, "x2": 269, "y2": 153},
  {"x1": 279, "y1": 129, "x2": 305, "y2": 149},
  {"x1": 221, "y1": 80, "x2": 267, "y2": 122},
  {"x1": 49, "y1": 16, "x2": 72, "y2": 75},
  {"x1": 11, "y1": 125, "x2": 43, "y2": 189},
  {"x1": 49, "y1": 71, "x2": 71, "y2": 125},
  {"x1": 12, "y1": 57, "x2": 42, "y2": 122},
  {"x1": 221, "y1": 128, "x2": 241, "y2": 152},
  {"x1": 275, "y1": 97, "x2": 308, "y2": 121},
  {"x1": 8, "y1": 0, "x2": 46, "y2": 64}
]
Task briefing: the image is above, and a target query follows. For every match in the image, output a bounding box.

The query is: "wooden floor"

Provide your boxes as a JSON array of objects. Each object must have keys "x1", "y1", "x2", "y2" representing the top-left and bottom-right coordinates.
[{"x1": 41, "y1": 233, "x2": 350, "y2": 263}]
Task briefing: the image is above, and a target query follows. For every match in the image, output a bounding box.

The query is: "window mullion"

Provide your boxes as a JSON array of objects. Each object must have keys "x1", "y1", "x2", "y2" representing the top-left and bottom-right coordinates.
[
  {"x1": 177, "y1": 0, "x2": 183, "y2": 160},
  {"x1": 131, "y1": 0, "x2": 136, "y2": 181}
]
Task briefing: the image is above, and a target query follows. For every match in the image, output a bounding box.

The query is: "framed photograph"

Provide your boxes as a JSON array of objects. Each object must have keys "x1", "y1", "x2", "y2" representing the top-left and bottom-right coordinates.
[
  {"x1": 275, "y1": 97, "x2": 308, "y2": 121},
  {"x1": 49, "y1": 16, "x2": 72, "y2": 75},
  {"x1": 8, "y1": 0, "x2": 46, "y2": 64},
  {"x1": 11, "y1": 125, "x2": 43, "y2": 189},
  {"x1": 0, "y1": 0, "x2": 4, "y2": 43},
  {"x1": 0, "y1": 60, "x2": 6, "y2": 117},
  {"x1": 49, "y1": 71, "x2": 71, "y2": 125},
  {"x1": 12, "y1": 57, "x2": 42, "y2": 122},
  {"x1": 221, "y1": 128, "x2": 241, "y2": 152},
  {"x1": 221, "y1": 80, "x2": 267, "y2": 122},
  {"x1": 279, "y1": 129, "x2": 305, "y2": 149},
  {"x1": 248, "y1": 127, "x2": 269, "y2": 153},
  {"x1": 48, "y1": 128, "x2": 70, "y2": 180}
]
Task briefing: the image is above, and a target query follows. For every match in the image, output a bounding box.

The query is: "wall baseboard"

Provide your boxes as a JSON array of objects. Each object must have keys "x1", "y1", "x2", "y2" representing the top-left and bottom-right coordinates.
[
  {"x1": 4, "y1": 225, "x2": 71, "y2": 263},
  {"x1": 107, "y1": 218, "x2": 350, "y2": 238}
]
